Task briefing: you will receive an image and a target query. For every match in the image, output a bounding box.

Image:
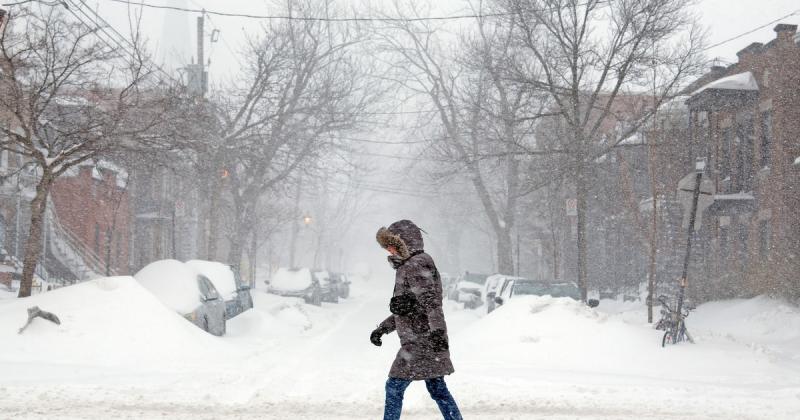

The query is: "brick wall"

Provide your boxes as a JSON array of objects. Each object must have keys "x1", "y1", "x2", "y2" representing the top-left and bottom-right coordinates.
[{"x1": 50, "y1": 165, "x2": 131, "y2": 275}]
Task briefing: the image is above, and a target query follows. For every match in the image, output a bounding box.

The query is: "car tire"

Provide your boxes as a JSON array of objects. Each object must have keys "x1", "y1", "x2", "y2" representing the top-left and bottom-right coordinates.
[{"x1": 340, "y1": 285, "x2": 350, "y2": 299}]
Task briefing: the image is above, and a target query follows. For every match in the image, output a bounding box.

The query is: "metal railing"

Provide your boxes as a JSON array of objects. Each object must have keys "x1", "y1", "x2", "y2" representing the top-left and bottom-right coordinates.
[{"x1": 44, "y1": 197, "x2": 117, "y2": 280}]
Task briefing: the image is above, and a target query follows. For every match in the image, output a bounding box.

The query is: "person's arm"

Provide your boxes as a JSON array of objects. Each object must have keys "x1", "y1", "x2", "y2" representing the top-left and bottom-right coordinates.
[
  {"x1": 405, "y1": 263, "x2": 447, "y2": 334},
  {"x1": 378, "y1": 314, "x2": 396, "y2": 333}
]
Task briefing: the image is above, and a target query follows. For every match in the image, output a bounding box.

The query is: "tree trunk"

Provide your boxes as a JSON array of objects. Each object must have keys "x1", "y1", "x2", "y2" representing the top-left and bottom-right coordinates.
[
  {"x1": 496, "y1": 227, "x2": 514, "y2": 274},
  {"x1": 18, "y1": 174, "x2": 53, "y2": 298},
  {"x1": 576, "y1": 162, "x2": 589, "y2": 302}
]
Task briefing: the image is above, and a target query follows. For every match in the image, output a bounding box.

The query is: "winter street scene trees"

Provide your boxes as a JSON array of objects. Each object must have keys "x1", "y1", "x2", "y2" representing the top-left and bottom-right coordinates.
[{"x1": 0, "y1": 1, "x2": 799, "y2": 419}]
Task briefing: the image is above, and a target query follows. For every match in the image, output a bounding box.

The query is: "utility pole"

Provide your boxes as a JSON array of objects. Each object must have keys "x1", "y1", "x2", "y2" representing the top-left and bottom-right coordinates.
[
  {"x1": 196, "y1": 13, "x2": 206, "y2": 96},
  {"x1": 288, "y1": 178, "x2": 302, "y2": 268}
]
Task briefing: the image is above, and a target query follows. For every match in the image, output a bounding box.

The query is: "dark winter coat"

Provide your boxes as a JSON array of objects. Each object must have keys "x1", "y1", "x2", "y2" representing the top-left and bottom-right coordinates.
[{"x1": 376, "y1": 220, "x2": 455, "y2": 380}]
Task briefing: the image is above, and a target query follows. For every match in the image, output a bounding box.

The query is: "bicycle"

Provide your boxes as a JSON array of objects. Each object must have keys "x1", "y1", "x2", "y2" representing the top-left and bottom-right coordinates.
[{"x1": 656, "y1": 295, "x2": 694, "y2": 347}]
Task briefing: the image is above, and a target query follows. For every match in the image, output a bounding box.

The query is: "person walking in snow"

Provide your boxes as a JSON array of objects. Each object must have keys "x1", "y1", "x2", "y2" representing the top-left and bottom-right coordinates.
[{"x1": 370, "y1": 220, "x2": 463, "y2": 420}]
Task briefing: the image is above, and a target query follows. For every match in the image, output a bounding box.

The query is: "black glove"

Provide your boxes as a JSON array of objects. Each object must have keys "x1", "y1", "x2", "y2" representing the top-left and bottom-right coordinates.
[
  {"x1": 428, "y1": 329, "x2": 449, "y2": 352},
  {"x1": 390, "y1": 293, "x2": 417, "y2": 316},
  {"x1": 370, "y1": 326, "x2": 389, "y2": 347}
]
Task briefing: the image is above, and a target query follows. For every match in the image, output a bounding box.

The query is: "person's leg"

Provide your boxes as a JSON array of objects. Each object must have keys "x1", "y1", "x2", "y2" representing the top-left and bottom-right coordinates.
[
  {"x1": 424, "y1": 377, "x2": 463, "y2": 420},
  {"x1": 384, "y1": 377, "x2": 413, "y2": 420}
]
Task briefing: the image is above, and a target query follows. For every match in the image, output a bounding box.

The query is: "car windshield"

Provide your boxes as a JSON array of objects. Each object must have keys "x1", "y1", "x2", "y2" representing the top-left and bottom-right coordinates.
[
  {"x1": 513, "y1": 281, "x2": 548, "y2": 296},
  {"x1": 547, "y1": 284, "x2": 581, "y2": 299}
]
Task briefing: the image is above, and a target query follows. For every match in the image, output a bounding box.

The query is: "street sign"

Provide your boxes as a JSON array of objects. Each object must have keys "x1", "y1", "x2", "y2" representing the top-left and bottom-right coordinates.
[
  {"x1": 677, "y1": 173, "x2": 714, "y2": 231},
  {"x1": 566, "y1": 198, "x2": 577, "y2": 216}
]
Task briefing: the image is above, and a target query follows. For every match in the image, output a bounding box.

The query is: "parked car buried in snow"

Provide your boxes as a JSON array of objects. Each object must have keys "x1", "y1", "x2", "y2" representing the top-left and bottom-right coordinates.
[
  {"x1": 447, "y1": 272, "x2": 489, "y2": 301},
  {"x1": 313, "y1": 270, "x2": 341, "y2": 303},
  {"x1": 134, "y1": 259, "x2": 227, "y2": 336},
  {"x1": 185, "y1": 260, "x2": 253, "y2": 320},
  {"x1": 266, "y1": 267, "x2": 322, "y2": 306},
  {"x1": 453, "y1": 281, "x2": 483, "y2": 309},
  {"x1": 328, "y1": 271, "x2": 351, "y2": 299},
  {"x1": 493, "y1": 279, "x2": 599, "y2": 309}
]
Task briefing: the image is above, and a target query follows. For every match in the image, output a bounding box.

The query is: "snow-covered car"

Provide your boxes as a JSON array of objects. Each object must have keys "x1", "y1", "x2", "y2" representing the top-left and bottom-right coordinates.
[
  {"x1": 454, "y1": 281, "x2": 483, "y2": 309},
  {"x1": 134, "y1": 259, "x2": 226, "y2": 336},
  {"x1": 494, "y1": 279, "x2": 599, "y2": 308},
  {"x1": 185, "y1": 260, "x2": 253, "y2": 320},
  {"x1": 447, "y1": 272, "x2": 489, "y2": 301},
  {"x1": 329, "y1": 271, "x2": 351, "y2": 299},
  {"x1": 484, "y1": 274, "x2": 527, "y2": 313},
  {"x1": 266, "y1": 267, "x2": 322, "y2": 306},
  {"x1": 313, "y1": 270, "x2": 340, "y2": 303}
]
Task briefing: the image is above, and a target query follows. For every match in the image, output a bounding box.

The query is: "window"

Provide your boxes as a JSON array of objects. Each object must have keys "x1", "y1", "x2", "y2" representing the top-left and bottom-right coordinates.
[
  {"x1": 737, "y1": 218, "x2": 750, "y2": 264},
  {"x1": 721, "y1": 127, "x2": 734, "y2": 181},
  {"x1": 759, "y1": 220, "x2": 770, "y2": 258},
  {"x1": 760, "y1": 111, "x2": 772, "y2": 167},
  {"x1": 94, "y1": 224, "x2": 100, "y2": 254},
  {"x1": 719, "y1": 226, "x2": 729, "y2": 260},
  {"x1": 735, "y1": 114, "x2": 754, "y2": 191}
]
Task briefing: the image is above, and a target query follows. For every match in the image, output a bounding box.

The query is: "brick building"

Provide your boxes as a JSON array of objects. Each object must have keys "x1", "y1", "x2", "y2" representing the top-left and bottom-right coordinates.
[
  {"x1": 50, "y1": 162, "x2": 131, "y2": 277},
  {"x1": 660, "y1": 24, "x2": 800, "y2": 300}
]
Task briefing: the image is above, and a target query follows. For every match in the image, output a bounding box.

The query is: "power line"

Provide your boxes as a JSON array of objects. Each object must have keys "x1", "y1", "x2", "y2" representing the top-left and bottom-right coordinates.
[
  {"x1": 104, "y1": 0, "x2": 514, "y2": 22},
  {"x1": 702, "y1": 9, "x2": 800, "y2": 52}
]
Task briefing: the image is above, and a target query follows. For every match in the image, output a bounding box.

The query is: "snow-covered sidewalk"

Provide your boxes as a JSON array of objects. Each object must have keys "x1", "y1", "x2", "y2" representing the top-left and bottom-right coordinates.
[{"x1": 1, "y1": 276, "x2": 799, "y2": 419}]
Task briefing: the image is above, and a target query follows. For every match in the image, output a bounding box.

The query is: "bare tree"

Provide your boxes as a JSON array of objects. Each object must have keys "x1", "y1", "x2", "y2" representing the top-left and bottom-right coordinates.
[
  {"x1": 498, "y1": 0, "x2": 706, "y2": 301},
  {"x1": 378, "y1": 2, "x2": 546, "y2": 274},
  {"x1": 0, "y1": 5, "x2": 181, "y2": 297},
  {"x1": 205, "y1": 0, "x2": 374, "y2": 269}
]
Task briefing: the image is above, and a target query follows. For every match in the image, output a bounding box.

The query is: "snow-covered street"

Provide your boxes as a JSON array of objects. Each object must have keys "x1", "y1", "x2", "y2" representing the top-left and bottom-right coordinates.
[{"x1": 2, "y1": 275, "x2": 799, "y2": 419}]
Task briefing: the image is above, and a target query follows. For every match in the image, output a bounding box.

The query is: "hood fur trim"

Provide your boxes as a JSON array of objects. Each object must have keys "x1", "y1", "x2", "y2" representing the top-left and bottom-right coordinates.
[{"x1": 376, "y1": 227, "x2": 410, "y2": 259}]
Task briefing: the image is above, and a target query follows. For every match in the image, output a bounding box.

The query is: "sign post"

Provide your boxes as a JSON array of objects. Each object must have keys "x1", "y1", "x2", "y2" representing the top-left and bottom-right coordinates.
[{"x1": 675, "y1": 158, "x2": 712, "y2": 317}]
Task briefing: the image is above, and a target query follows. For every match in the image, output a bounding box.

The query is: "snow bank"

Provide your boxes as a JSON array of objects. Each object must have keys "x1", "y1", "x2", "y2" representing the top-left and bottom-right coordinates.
[
  {"x1": 0, "y1": 276, "x2": 226, "y2": 367},
  {"x1": 454, "y1": 295, "x2": 792, "y2": 383},
  {"x1": 134, "y1": 259, "x2": 201, "y2": 314},
  {"x1": 270, "y1": 267, "x2": 312, "y2": 291},
  {"x1": 186, "y1": 260, "x2": 237, "y2": 300}
]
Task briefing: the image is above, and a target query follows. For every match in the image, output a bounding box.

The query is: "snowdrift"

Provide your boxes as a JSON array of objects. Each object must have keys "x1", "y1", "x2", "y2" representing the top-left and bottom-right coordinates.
[
  {"x1": 453, "y1": 295, "x2": 793, "y2": 384},
  {"x1": 0, "y1": 276, "x2": 227, "y2": 367}
]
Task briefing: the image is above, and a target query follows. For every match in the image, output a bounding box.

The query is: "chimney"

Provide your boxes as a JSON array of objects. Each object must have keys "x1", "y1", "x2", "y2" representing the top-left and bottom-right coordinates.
[{"x1": 774, "y1": 23, "x2": 798, "y2": 41}]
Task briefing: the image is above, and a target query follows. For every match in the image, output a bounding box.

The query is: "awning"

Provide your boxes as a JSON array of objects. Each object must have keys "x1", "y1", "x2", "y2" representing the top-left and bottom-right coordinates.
[
  {"x1": 687, "y1": 72, "x2": 759, "y2": 111},
  {"x1": 705, "y1": 193, "x2": 756, "y2": 216}
]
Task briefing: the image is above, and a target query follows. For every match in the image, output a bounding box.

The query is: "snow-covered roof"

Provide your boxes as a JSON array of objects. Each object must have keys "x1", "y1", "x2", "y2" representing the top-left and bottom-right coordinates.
[
  {"x1": 692, "y1": 72, "x2": 759, "y2": 96},
  {"x1": 714, "y1": 192, "x2": 755, "y2": 201},
  {"x1": 794, "y1": 156, "x2": 800, "y2": 166}
]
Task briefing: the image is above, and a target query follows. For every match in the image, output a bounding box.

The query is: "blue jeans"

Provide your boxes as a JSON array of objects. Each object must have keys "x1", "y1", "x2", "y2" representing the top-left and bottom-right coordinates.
[{"x1": 384, "y1": 377, "x2": 463, "y2": 420}]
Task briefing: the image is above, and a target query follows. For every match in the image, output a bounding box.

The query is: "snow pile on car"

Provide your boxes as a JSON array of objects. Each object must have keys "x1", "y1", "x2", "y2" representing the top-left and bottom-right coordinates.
[
  {"x1": 186, "y1": 259, "x2": 238, "y2": 300},
  {"x1": 134, "y1": 259, "x2": 202, "y2": 314},
  {"x1": 270, "y1": 267, "x2": 312, "y2": 291},
  {"x1": 0, "y1": 276, "x2": 227, "y2": 367}
]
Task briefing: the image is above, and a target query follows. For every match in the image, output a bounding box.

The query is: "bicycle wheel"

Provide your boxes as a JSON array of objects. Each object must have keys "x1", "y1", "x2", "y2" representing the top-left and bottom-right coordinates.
[
  {"x1": 684, "y1": 328, "x2": 695, "y2": 344},
  {"x1": 662, "y1": 330, "x2": 673, "y2": 347}
]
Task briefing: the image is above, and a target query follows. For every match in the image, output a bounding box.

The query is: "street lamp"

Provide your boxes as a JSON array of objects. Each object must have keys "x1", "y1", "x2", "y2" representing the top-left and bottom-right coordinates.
[{"x1": 303, "y1": 215, "x2": 312, "y2": 226}]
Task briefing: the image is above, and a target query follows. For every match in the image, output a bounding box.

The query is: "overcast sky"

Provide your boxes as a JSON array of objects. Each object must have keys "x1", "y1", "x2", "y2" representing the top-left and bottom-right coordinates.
[{"x1": 86, "y1": 0, "x2": 800, "y2": 84}]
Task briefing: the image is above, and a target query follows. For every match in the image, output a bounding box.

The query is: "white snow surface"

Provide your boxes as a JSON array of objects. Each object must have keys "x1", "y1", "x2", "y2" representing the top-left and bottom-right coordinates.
[
  {"x1": 1, "y1": 275, "x2": 799, "y2": 419},
  {"x1": 133, "y1": 259, "x2": 202, "y2": 314},
  {"x1": 186, "y1": 260, "x2": 238, "y2": 300},
  {"x1": 692, "y1": 71, "x2": 759, "y2": 95},
  {"x1": 270, "y1": 267, "x2": 313, "y2": 291}
]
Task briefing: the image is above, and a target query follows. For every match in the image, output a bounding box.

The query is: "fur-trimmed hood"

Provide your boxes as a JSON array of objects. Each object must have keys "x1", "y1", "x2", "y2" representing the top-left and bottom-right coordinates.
[{"x1": 376, "y1": 219, "x2": 424, "y2": 259}]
